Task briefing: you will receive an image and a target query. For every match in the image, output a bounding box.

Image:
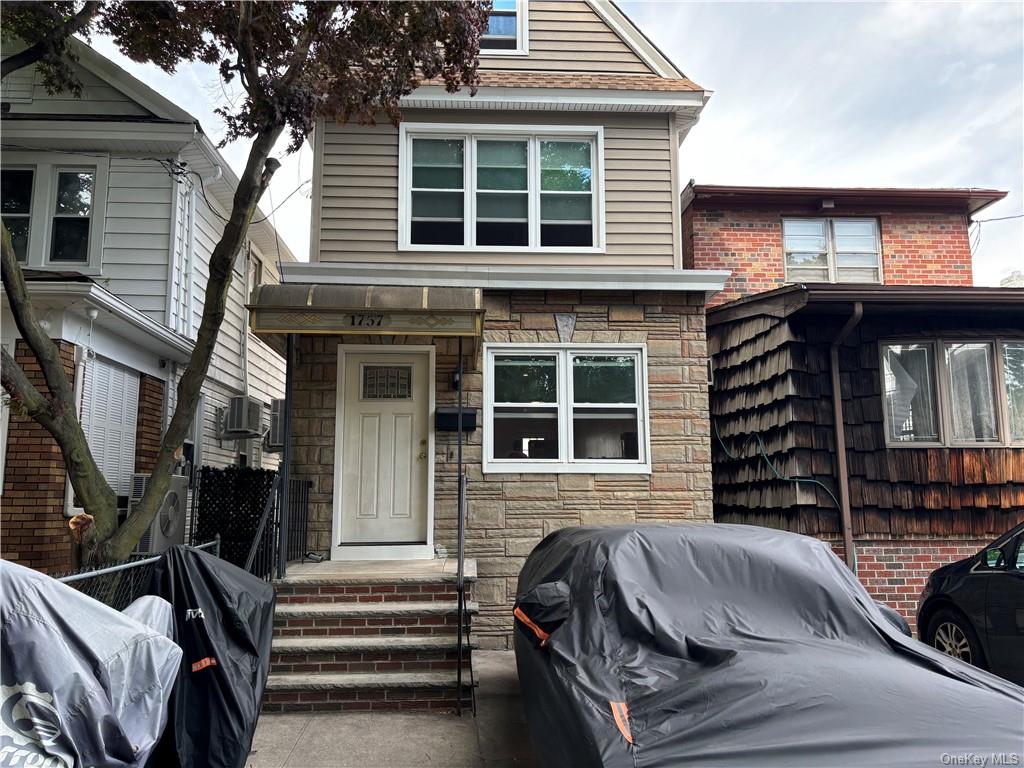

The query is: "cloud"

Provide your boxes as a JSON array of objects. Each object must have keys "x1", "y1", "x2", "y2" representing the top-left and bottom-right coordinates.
[{"x1": 625, "y1": 0, "x2": 1023, "y2": 285}]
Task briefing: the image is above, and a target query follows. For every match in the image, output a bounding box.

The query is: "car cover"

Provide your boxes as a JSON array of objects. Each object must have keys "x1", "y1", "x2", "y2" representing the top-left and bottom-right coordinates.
[
  {"x1": 0, "y1": 560, "x2": 181, "y2": 768},
  {"x1": 145, "y1": 545, "x2": 275, "y2": 768},
  {"x1": 513, "y1": 524, "x2": 1024, "y2": 768}
]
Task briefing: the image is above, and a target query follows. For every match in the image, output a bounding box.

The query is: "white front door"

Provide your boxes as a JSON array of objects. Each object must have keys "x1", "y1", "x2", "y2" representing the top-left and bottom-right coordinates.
[{"x1": 338, "y1": 350, "x2": 431, "y2": 550}]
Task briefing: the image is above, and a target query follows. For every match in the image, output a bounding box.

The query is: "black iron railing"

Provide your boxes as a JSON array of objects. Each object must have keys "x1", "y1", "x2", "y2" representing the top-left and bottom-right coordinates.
[
  {"x1": 454, "y1": 335, "x2": 476, "y2": 716},
  {"x1": 245, "y1": 475, "x2": 281, "y2": 580},
  {"x1": 285, "y1": 477, "x2": 312, "y2": 563}
]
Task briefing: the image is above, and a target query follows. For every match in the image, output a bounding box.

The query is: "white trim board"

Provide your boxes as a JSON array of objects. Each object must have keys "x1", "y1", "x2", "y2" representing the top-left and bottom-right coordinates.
[
  {"x1": 331, "y1": 344, "x2": 437, "y2": 561},
  {"x1": 281, "y1": 262, "x2": 730, "y2": 295},
  {"x1": 585, "y1": 0, "x2": 686, "y2": 80},
  {"x1": 401, "y1": 86, "x2": 704, "y2": 114}
]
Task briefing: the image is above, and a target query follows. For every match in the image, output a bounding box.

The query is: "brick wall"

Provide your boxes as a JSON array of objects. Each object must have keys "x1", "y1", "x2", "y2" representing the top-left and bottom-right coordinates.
[
  {"x1": 1, "y1": 340, "x2": 77, "y2": 573},
  {"x1": 134, "y1": 374, "x2": 165, "y2": 473},
  {"x1": 290, "y1": 289, "x2": 715, "y2": 649},
  {"x1": 827, "y1": 537, "x2": 988, "y2": 636},
  {"x1": 683, "y1": 208, "x2": 973, "y2": 307}
]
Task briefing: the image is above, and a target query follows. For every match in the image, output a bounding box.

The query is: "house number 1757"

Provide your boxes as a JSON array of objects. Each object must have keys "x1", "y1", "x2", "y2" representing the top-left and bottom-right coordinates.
[{"x1": 347, "y1": 313, "x2": 385, "y2": 327}]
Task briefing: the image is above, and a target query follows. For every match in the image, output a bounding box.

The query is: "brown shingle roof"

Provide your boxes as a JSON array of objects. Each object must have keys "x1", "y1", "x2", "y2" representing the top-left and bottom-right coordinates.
[{"x1": 428, "y1": 71, "x2": 703, "y2": 92}]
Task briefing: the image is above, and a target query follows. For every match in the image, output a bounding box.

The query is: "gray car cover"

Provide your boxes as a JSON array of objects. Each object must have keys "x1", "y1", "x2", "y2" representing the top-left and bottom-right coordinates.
[
  {"x1": 513, "y1": 524, "x2": 1024, "y2": 768},
  {"x1": 0, "y1": 560, "x2": 182, "y2": 768}
]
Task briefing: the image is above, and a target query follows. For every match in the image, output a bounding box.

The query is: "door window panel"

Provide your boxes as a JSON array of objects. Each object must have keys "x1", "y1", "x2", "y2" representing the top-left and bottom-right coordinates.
[
  {"x1": 946, "y1": 342, "x2": 998, "y2": 443},
  {"x1": 1, "y1": 169, "x2": 33, "y2": 262},
  {"x1": 882, "y1": 344, "x2": 940, "y2": 442},
  {"x1": 410, "y1": 139, "x2": 464, "y2": 245}
]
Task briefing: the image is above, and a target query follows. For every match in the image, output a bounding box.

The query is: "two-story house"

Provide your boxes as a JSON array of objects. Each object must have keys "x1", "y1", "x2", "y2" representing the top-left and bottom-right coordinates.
[
  {"x1": 251, "y1": 0, "x2": 729, "y2": 711},
  {"x1": 684, "y1": 184, "x2": 1024, "y2": 632},
  {"x1": 0, "y1": 41, "x2": 294, "y2": 574}
]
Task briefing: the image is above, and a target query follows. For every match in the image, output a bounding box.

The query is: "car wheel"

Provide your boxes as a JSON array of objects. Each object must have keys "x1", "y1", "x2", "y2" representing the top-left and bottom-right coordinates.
[{"x1": 926, "y1": 608, "x2": 986, "y2": 669}]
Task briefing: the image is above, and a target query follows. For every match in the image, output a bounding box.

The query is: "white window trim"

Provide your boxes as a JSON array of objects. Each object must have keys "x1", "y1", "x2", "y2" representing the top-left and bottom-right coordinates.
[
  {"x1": 479, "y1": 0, "x2": 529, "y2": 57},
  {"x1": 879, "y1": 337, "x2": 1024, "y2": 449},
  {"x1": 483, "y1": 343, "x2": 651, "y2": 474},
  {"x1": 783, "y1": 216, "x2": 883, "y2": 285},
  {"x1": 398, "y1": 122, "x2": 606, "y2": 254},
  {"x1": 2, "y1": 150, "x2": 108, "y2": 274}
]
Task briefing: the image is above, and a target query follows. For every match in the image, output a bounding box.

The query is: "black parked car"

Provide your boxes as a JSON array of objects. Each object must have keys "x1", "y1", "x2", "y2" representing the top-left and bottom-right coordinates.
[{"x1": 918, "y1": 522, "x2": 1024, "y2": 685}]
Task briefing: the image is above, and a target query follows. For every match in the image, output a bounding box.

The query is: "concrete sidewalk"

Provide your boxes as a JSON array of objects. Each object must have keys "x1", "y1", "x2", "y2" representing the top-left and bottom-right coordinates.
[{"x1": 247, "y1": 651, "x2": 537, "y2": 768}]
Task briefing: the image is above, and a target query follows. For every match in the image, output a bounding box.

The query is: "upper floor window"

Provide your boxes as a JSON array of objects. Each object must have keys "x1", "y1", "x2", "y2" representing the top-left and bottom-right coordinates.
[
  {"x1": 480, "y1": 0, "x2": 528, "y2": 55},
  {"x1": 0, "y1": 153, "x2": 107, "y2": 272},
  {"x1": 783, "y1": 218, "x2": 881, "y2": 284},
  {"x1": 880, "y1": 338, "x2": 1024, "y2": 447},
  {"x1": 400, "y1": 124, "x2": 604, "y2": 253}
]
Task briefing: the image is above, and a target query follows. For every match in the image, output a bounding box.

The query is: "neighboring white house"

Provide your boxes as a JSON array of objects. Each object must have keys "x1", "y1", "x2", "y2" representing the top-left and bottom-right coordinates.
[{"x1": 0, "y1": 41, "x2": 294, "y2": 572}]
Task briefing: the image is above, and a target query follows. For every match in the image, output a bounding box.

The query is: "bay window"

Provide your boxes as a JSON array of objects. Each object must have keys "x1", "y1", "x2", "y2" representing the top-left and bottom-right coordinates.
[
  {"x1": 485, "y1": 345, "x2": 649, "y2": 473},
  {"x1": 401, "y1": 124, "x2": 604, "y2": 252},
  {"x1": 880, "y1": 338, "x2": 1024, "y2": 447},
  {"x1": 784, "y1": 218, "x2": 881, "y2": 283}
]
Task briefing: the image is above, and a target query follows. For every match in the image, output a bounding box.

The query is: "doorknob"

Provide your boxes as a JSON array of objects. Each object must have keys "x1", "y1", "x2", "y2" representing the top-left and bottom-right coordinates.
[{"x1": 418, "y1": 451, "x2": 428, "y2": 460}]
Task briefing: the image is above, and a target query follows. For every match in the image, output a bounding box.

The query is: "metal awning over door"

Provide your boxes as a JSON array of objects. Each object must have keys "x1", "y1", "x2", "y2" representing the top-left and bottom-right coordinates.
[{"x1": 248, "y1": 284, "x2": 483, "y2": 352}]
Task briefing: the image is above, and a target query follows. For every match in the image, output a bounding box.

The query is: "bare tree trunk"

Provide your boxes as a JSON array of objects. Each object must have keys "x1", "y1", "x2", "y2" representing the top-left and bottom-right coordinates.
[
  {"x1": 1, "y1": 225, "x2": 118, "y2": 552},
  {"x1": 102, "y1": 127, "x2": 284, "y2": 561}
]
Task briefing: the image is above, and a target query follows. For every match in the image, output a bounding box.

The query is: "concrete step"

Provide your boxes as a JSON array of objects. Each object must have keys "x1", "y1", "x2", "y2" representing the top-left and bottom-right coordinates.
[
  {"x1": 275, "y1": 558, "x2": 477, "y2": 587},
  {"x1": 273, "y1": 600, "x2": 479, "y2": 639},
  {"x1": 262, "y1": 670, "x2": 474, "y2": 713}
]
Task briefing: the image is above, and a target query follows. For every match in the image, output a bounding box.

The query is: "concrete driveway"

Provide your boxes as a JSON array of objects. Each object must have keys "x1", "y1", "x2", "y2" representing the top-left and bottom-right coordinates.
[{"x1": 247, "y1": 651, "x2": 537, "y2": 768}]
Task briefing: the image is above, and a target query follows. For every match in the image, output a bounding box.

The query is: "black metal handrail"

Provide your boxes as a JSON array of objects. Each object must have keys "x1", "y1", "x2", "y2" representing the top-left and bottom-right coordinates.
[
  {"x1": 245, "y1": 474, "x2": 281, "y2": 577},
  {"x1": 454, "y1": 335, "x2": 476, "y2": 716}
]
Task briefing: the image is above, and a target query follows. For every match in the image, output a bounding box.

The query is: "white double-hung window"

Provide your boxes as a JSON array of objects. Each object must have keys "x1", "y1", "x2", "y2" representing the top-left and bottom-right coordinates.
[
  {"x1": 783, "y1": 218, "x2": 881, "y2": 283},
  {"x1": 400, "y1": 124, "x2": 604, "y2": 252},
  {"x1": 484, "y1": 344, "x2": 650, "y2": 474},
  {"x1": 0, "y1": 153, "x2": 107, "y2": 272}
]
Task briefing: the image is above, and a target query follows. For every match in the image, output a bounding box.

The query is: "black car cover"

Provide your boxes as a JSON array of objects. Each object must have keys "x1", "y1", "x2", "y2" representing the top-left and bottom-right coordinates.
[
  {"x1": 513, "y1": 524, "x2": 1024, "y2": 768},
  {"x1": 145, "y1": 545, "x2": 275, "y2": 768}
]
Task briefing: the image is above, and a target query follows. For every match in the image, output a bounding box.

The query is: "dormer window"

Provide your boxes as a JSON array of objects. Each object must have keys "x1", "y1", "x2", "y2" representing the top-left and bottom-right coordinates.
[
  {"x1": 480, "y1": 0, "x2": 528, "y2": 56},
  {"x1": 783, "y1": 218, "x2": 881, "y2": 283}
]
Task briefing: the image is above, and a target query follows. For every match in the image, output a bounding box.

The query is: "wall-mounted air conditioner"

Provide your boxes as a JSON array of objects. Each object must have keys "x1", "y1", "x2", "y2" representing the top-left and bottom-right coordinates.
[
  {"x1": 131, "y1": 473, "x2": 189, "y2": 554},
  {"x1": 265, "y1": 398, "x2": 286, "y2": 452},
  {"x1": 220, "y1": 395, "x2": 263, "y2": 439}
]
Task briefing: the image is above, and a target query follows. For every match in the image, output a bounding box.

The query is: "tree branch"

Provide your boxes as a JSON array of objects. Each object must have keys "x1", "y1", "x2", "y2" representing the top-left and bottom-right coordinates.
[
  {"x1": 279, "y1": 3, "x2": 335, "y2": 92},
  {"x1": 1, "y1": 1, "x2": 101, "y2": 80},
  {"x1": 0, "y1": 347, "x2": 58, "y2": 434}
]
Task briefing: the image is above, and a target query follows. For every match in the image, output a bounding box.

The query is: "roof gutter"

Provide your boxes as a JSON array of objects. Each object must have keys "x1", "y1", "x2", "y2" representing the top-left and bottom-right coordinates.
[{"x1": 829, "y1": 301, "x2": 863, "y2": 573}]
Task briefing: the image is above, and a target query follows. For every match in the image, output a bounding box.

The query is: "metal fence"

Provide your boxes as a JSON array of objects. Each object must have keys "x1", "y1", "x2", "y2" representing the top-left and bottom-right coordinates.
[{"x1": 55, "y1": 538, "x2": 220, "y2": 611}]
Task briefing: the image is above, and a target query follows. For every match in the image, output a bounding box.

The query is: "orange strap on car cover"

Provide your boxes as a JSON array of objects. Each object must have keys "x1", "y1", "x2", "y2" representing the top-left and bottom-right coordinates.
[
  {"x1": 513, "y1": 606, "x2": 550, "y2": 646},
  {"x1": 609, "y1": 700, "x2": 633, "y2": 745}
]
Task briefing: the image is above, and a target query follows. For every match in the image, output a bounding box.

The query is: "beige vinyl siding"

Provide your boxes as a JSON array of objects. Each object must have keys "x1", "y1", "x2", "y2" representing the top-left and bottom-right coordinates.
[
  {"x1": 482, "y1": 0, "x2": 653, "y2": 74},
  {"x1": 101, "y1": 158, "x2": 174, "y2": 321},
  {"x1": 316, "y1": 109, "x2": 676, "y2": 268}
]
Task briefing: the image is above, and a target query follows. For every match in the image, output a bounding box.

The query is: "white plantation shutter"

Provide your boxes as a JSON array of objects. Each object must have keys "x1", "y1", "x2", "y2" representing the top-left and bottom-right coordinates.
[{"x1": 81, "y1": 357, "x2": 140, "y2": 496}]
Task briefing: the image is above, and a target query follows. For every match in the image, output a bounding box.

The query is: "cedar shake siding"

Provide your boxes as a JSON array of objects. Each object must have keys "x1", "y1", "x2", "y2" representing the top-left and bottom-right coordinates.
[
  {"x1": 684, "y1": 208, "x2": 974, "y2": 308},
  {"x1": 479, "y1": 1, "x2": 655, "y2": 75},
  {"x1": 709, "y1": 298, "x2": 1024, "y2": 626},
  {"x1": 314, "y1": 110, "x2": 678, "y2": 269},
  {"x1": 1, "y1": 340, "x2": 78, "y2": 573},
  {"x1": 289, "y1": 289, "x2": 713, "y2": 649}
]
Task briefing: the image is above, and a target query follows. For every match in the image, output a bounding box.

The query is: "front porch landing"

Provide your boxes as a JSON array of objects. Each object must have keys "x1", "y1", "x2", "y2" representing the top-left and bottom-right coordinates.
[{"x1": 280, "y1": 558, "x2": 477, "y2": 585}]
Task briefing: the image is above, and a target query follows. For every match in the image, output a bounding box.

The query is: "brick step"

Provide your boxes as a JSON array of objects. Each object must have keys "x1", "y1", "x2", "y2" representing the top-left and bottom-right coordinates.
[
  {"x1": 262, "y1": 670, "x2": 473, "y2": 713},
  {"x1": 270, "y1": 634, "x2": 478, "y2": 675},
  {"x1": 273, "y1": 600, "x2": 479, "y2": 639},
  {"x1": 275, "y1": 582, "x2": 466, "y2": 604}
]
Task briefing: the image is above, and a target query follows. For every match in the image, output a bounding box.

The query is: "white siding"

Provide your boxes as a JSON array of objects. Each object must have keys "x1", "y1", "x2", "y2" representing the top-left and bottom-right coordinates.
[
  {"x1": 2, "y1": 61, "x2": 152, "y2": 117},
  {"x1": 101, "y1": 158, "x2": 174, "y2": 321}
]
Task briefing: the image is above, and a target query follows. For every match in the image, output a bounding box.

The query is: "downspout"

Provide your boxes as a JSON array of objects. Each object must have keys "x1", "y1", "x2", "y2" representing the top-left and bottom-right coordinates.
[{"x1": 829, "y1": 301, "x2": 863, "y2": 573}]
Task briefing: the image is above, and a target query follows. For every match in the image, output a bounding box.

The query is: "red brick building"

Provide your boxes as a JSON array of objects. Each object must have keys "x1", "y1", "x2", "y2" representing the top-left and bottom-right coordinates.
[{"x1": 691, "y1": 185, "x2": 1024, "y2": 632}]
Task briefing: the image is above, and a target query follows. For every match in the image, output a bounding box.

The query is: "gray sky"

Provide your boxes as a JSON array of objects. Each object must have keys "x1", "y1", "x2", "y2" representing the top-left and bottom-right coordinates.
[{"x1": 93, "y1": 1, "x2": 1023, "y2": 284}]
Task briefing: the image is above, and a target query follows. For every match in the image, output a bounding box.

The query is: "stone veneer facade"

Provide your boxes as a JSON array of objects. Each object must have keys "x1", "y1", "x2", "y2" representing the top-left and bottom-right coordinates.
[{"x1": 290, "y1": 289, "x2": 714, "y2": 649}]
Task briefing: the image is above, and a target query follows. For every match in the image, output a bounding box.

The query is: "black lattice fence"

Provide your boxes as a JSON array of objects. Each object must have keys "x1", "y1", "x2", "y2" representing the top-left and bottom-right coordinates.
[
  {"x1": 190, "y1": 466, "x2": 277, "y2": 569},
  {"x1": 55, "y1": 539, "x2": 220, "y2": 611}
]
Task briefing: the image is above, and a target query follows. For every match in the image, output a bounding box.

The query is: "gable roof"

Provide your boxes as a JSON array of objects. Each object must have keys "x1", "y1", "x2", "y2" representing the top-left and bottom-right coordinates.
[{"x1": 586, "y1": 0, "x2": 691, "y2": 81}]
